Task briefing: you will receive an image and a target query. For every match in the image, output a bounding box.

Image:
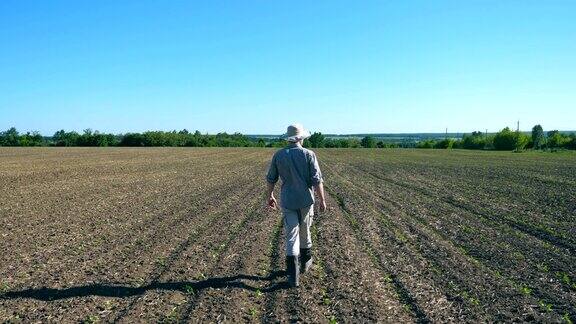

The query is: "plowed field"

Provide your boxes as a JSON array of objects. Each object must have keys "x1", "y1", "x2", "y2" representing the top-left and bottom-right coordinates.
[{"x1": 1, "y1": 148, "x2": 575, "y2": 323}]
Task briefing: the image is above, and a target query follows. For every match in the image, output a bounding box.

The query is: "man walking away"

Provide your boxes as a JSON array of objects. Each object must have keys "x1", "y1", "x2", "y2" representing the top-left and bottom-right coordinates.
[{"x1": 265, "y1": 124, "x2": 327, "y2": 287}]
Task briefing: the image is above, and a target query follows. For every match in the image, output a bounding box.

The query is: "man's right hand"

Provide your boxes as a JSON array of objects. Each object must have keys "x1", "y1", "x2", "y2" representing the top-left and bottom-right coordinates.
[
  {"x1": 318, "y1": 199, "x2": 327, "y2": 213},
  {"x1": 313, "y1": 182, "x2": 327, "y2": 213}
]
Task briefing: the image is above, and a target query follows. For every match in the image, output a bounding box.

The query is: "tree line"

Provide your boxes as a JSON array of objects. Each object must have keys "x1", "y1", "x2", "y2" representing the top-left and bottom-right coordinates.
[
  {"x1": 303, "y1": 132, "x2": 400, "y2": 148},
  {"x1": 0, "y1": 127, "x2": 400, "y2": 148},
  {"x1": 302, "y1": 126, "x2": 575, "y2": 151},
  {"x1": 0, "y1": 128, "x2": 266, "y2": 148},
  {"x1": 0, "y1": 125, "x2": 574, "y2": 151},
  {"x1": 413, "y1": 125, "x2": 576, "y2": 151}
]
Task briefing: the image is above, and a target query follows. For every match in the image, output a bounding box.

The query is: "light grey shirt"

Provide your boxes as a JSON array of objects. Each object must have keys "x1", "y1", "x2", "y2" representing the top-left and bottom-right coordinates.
[{"x1": 266, "y1": 143, "x2": 323, "y2": 210}]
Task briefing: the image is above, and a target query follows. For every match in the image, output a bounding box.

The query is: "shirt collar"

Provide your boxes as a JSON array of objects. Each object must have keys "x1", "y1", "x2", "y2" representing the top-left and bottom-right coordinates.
[{"x1": 287, "y1": 142, "x2": 302, "y2": 148}]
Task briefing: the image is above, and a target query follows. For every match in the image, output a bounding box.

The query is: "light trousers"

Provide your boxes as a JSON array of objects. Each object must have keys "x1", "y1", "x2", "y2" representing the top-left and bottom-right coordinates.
[{"x1": 282, "y1": 205, "x2": 313, "y2": 256}]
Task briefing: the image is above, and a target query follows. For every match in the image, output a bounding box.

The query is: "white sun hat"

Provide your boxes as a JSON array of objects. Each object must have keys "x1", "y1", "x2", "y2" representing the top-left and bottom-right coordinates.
[{"x1": 282, "y1": 123, "x2": 311, "y2": 142}]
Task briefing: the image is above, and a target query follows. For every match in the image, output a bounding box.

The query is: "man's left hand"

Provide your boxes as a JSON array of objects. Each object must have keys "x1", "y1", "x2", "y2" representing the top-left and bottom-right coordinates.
[{"x1": 267, "y1": 196, "x2": 277, "y2": 210}]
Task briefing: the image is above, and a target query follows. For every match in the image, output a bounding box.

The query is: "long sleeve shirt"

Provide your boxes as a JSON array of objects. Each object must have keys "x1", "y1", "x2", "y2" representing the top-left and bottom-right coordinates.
[{"x1": 266, "y1": 143, "x2": 323, "y2": 210}]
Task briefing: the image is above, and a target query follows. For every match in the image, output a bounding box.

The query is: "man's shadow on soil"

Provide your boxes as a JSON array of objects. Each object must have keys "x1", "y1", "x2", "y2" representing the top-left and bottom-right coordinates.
[{"x1": 0, "y1": 271, "x2": 288, "y2": 301}]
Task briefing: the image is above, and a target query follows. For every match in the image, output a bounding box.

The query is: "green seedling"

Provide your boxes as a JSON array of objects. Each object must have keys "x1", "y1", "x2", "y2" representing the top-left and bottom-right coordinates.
[
  {"x1": 254, "y1": 289, "x2": 263, "y2": 298},
  {"x1": 467, "y1": 255, "x2": 481, "y2": 265},
  {"x1": 393, "y1": 229, "x2": 408, "y2": 243},
  {"x1": 162, "y1": 306, "x2": 179, "y2": 323},
  {"x1": 8, "y1": 314, "x2": 21, "y2": 321},
  {"x1": 156, "y1": 257, "x2": 166, "y2": 267},
  {"x1": 556, "y1": 272, "x2": 571, "y2": 286},
  {"x1": 563, "y1": 313, "x2": 573, "y2": 324},
  {"x1": 0, "y1": 282, "x2": 9, "y2": 295},
  {"x1": 328, "y1": 315, "x2": 338, "y2": 324},
  {"x1": 541, "y1": 241, "x2": 553, "y2": 250},
  {"x1": 538, "y1": 300, "x2": 553, "y2": 312},
  {"x1": 320, "y1": 289, "x2": 332, "y2": 306},
  {"x1": 258, "y1": 268, "x2": 268, "y2": 277},
  {"x1": 184, "y1": 285, "x2": 195, "y2": 295},
  {"x1": 461, "y1": 225, "x2": 474, "y2": 234},
  {"x1": 134, "y1": 277, "x2": 146, "y2": 288},
  {"x1": 103, "y1": 300, "x2": 116, "y2": 311},
  {"x1": 469, "y1": 297, "x2": 480, "y2": 306},
  {"x1": 511, "y1": 251, "x2": 524, "y2": 260},
  {"x1": 83, "y1": 314, "x2": 99, "y2": 324},
  {"x1": 520, "y1": 286, "x2": 532, "y2": 295},
  {"x1": 536, "y1": 263, "x2": 549, "y2": 273},
  {"x1": 248, "y1": 307, "x2": 258, "y2": 318}
]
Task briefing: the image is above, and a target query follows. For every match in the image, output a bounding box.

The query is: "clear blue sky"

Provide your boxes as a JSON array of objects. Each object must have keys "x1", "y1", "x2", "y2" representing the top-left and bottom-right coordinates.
[{"x1": 0, "y1": 0, "x2": 574, "y2": 135}]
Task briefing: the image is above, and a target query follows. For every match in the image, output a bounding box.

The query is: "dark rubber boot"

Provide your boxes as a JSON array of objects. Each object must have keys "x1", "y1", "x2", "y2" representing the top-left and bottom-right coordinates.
[
  {"x1": 300, "y1": 248, "x2": 313, "y2": 274},
  {"x1": 286, "y1": 255, "x2": 300, "y2": 287}
]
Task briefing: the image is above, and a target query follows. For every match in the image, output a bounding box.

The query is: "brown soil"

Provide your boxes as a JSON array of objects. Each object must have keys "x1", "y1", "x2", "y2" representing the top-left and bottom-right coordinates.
[{"x1": 1, "y1": 148, "x2": 574, "y2": 323}]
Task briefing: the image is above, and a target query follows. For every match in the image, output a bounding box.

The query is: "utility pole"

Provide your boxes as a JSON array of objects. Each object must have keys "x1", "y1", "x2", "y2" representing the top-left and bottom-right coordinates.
[
  {"x1": 445, "y1": 127, "x2": 448, "y2": 140},
  {"x1": 515, "y1": 120, "x2": 520, "y2": 152}
]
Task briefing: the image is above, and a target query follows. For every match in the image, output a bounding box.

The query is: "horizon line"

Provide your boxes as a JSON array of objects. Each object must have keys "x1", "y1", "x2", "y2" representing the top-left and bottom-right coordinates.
[{"x1": 3, "y1": 127, "x2": 575, "y2": 137}]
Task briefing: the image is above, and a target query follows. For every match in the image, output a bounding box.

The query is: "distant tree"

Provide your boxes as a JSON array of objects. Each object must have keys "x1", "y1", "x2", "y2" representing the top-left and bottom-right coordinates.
[
  {"x1": 323, "y1": 138, "x2": 337, "y2": 148},
  {"x1": 202, "y1": 135, "x2": 216, "y2": 147},
  {"x1": 348, "y1": 138, "x2": 362, "y2": 148},
  {"x1": 547, "y1": 130, "x2": 569, "y2": 149},
  {"x1": 531, "y1": 125, "x2": 545, "y2": 149},
  {"x1": 547, "y1": 130, "x2": 559, "y2": 138},
  {"x1": 33, "y1": 132, "x2": 45, "y2": 146},
  {"x1": 18, "y1": 132, "x2": 31, "y2": 146},
  {"x1": 142, "y1": 131, "x2": 168, "y2": 146},
  {"x1": 434, "y1": 139, "x2": 455, "y2": 149},
  {"x1": 0, "y1": 127, "x2": 20, "y2": 146},
  {"x1": 52, "y1": 130, "x2": 65, "y2": 146},
  {"x1": 53, "y1": 130, "x2": 80, "y2": 146},
  {"x1": 268, "y1": 139, "x2": 288, "y2": 147},
  {"x1": 77, "y1": 129, "x2": 93, "y2": 146},
  {"x1": 190, "y1": 131, "x2": 203, "y2": 146},
  {"x1": 119, "y1": 133, "x2": 144, "y2": 146},
  {"x1": 566, "y1": 133, "x2": 576, "y2": 150},
  {"x1": 374, "y1": 141, "x2": 399, "y2": 148},
  {"x1": 183, "y1": 136, "x2": 199, "y2": 147},
  {"x1": 307, "y1": 132, "x2": 325, "y2": 148},
  {"x1": 493, "y1": 128, "x2": 517, "y2": 150},
  {"x1": 106, "y1": 134, "x2": 120, "y2": 146},
  {"x1": 462, "y1": 131, "x2": 487, "y2": 150},
  {"x1": 19, "y1": 131, "x2": 45, "y2": 146},
  {"x1": 336, "y1": 139, "x2": 349, "y2": 148},
  {"x1": 416, "y1": 140, "x2": 436, "y2": 149},
  {"x1": 452, "y1": 139, "x2": 463, "y2": 149},
  {"x1": 493, "y1": 127, "x2": 528, "y2": 151},
  {"x1": 515, "y1": 132, "x2": 530, "y2": 151},
  {"x1": 360, "y1": 136, "x2": 376, "y2": 148}
]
